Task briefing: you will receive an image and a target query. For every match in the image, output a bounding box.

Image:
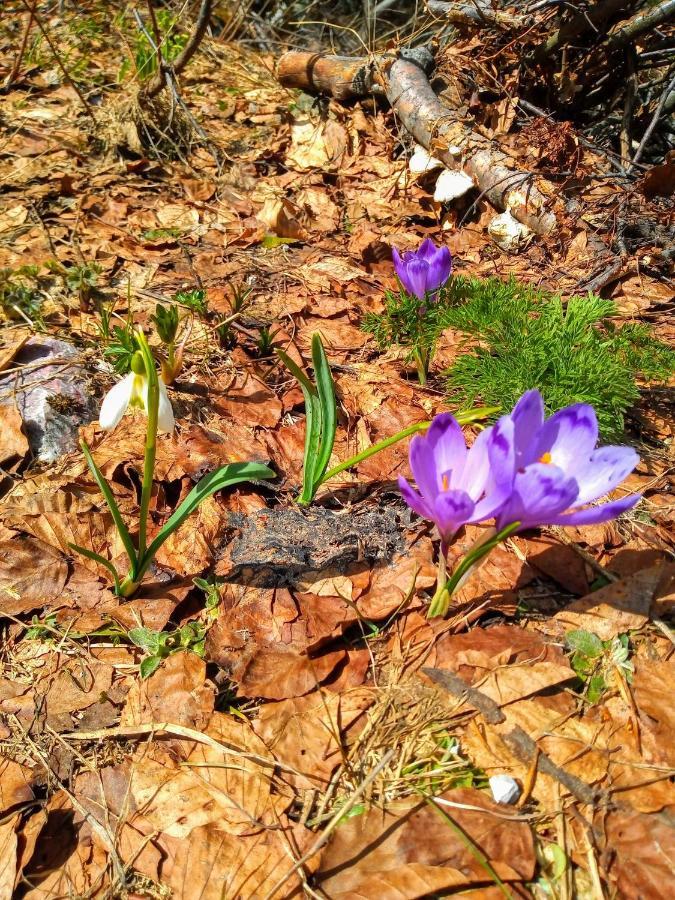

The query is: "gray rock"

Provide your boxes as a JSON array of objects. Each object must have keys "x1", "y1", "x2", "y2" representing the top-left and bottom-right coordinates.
[{"x1": 0, "y1": 337, "x2": 99, "y2": 463}]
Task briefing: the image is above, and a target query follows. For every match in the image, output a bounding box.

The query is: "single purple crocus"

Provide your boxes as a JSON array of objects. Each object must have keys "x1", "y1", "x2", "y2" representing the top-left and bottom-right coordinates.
[
  {"x1": 398, "y1": 412, "x2": 513, "y2": 551},
  {"x1": 392, "y1": 238, "x2": 452, "y2": 302},
  {"x1": 492, "y1": 390, "x2": 641, "y2": 531}
]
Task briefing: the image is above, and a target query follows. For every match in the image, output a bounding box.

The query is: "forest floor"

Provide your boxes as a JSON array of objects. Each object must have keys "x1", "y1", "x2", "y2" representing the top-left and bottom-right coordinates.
[{"x1": 0, "y1": 4, "x2": 673, "y2": 899}]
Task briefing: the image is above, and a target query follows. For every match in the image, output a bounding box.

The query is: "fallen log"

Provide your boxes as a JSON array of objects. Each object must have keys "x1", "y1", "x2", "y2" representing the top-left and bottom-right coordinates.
[{"x1": 277, "y1": 48, "x2": 560, "y2": 236}]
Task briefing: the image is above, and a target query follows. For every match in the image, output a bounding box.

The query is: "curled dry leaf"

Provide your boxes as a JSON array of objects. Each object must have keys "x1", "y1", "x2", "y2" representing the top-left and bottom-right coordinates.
[
  {"x1": 122, "y1": 651, "x2": 215, "y2": 731},
  {"x1": 0, "y1": 405, "x2": 29, "y2": 466},
  {"x1": 0, "y1": 758, "x2": 35, "y2": 815}
]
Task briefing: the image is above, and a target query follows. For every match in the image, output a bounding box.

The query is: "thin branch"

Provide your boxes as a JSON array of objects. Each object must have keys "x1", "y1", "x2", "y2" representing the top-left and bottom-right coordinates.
[
  {"x1": 146, "y1": 0, "x2": 214, "y2": 98},
  {"x1": 5, "y1": 0, "x2": 37, "y2": 88},
  {"x1": 628, "y1": 69, "x2": 675, "y2": 170},
  {"x1": 607, "y1": 0, "x2": 675, "y2": 49}
]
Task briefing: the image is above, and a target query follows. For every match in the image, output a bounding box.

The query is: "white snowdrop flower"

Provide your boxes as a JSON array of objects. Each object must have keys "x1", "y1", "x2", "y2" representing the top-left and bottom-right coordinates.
[
  {"x1": 487, "y1": 209, "x2": 533, "y2": 252},
  {"x1": 434, "y1": 169, "x2": 475, "y2": 203},
  {"x1": 409, "y1": 144, "x2": 444, "y2": 175},
  {"x1": 99, "y1": 360, "x2": 175, "y2": 434},
  {"x1": 489, "y1": 774, "x2": 521, "y2": 805}
]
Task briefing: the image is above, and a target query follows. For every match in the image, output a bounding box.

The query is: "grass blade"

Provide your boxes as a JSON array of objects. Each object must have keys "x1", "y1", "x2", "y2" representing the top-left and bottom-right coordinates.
[
  {"x1": 137, "y1": 462, "x2": 275, "y2": 579},
  {"x1": 276, "y1": 347, "x2": 322, "y2": 504},
  {"x1": 80, "y1": 439, "x2": 137, "y2": 573}
]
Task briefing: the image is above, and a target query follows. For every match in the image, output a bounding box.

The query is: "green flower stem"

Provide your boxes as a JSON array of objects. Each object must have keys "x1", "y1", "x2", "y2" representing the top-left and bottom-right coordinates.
[
  {"x1": 118, "y1": 574, "x2": 141, "y2": 598},
  {"x1": 317, "y1": 406, "x2": 500, "y2": 490},
  {"x1": 135, "y1": 330, "x2": 159, "y2": 560},
  {"x1": 413, "y1": 346, "x2": 429, "y2": 385},
  {"x1": 319, "y1": 421, "x2": 431, "y2": 487},
  {"x1": 427, "y1": 521, "x2": 522, "y2": 618}
]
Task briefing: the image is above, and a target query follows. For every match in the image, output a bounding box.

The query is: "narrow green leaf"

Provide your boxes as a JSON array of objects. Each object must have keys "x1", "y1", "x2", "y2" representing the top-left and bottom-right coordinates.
[
  {"x1": 68, "y1": 542, "x2": 121, "y2": 594},
  {"x1": 137, "y1": 462, "x2": 275, "y2": 580},
  {"x1": 80, "y1": 440, "x2": 137, "y2": 573},
  {"x1": 276, "y1": 347, "x2": 321, "y2": 504},
  {"x1": 312, "y1": 333, "x2": 337, "y2": 487},
  {"x1": 565, "y1": 629, "x2": 604, "y2": 659}
]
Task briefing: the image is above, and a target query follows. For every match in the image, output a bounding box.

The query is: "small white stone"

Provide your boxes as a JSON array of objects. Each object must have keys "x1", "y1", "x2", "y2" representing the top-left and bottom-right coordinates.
[
  {"x1": 487, "y1": 209, "x2": 532, "y2": 252},
  {"x1": 408, "y1": 144, "x2": 444, "y2": 174},
  {"x1": 434, "y1": 169, "x2": 475, "y2": 203},
  {"x1": 448, "y1": 145, "x2": 463, "y2": 157},
  {"x1": 489, "y1": 775, "x2": 521, "y2": 805}
]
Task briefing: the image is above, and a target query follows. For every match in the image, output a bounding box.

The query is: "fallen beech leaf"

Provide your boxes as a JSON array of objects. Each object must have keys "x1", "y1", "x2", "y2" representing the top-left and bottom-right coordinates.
[
  {"x1": 0, "y1": 759, "x2": 35, "y2": 815},
  {"x1": 159, "y1": 817, "x2": 316, "y2": 899},
  {"x1": 0, "y1": 815, "x2": 19, "y2": 900},
  {"x1": 554, "y1": 565, "x2": 664, "y2": 639},
  {"x1": 518, "y1": 535, "x2": 589, "y2": 595},
  {"x1": 122, "y1": 652, "x2": 214, "y2": 730},
  {"x1": 235, "y1": 644, "x2": 347, "y2": 700},
  {"x1": 603, "y1": 807, "x2": 675, "y2": 899},
  {"x1": 213, "y1": 371, "x2": 282, "y2": 427},
  {"x1": 254, "y1": 688, "x2": 373, "y2": 789},
  {"x1": 0, "y1": 536, "x2": 68, "y2": 616},
  {"x1": 316, "y1": 788, "x2": 535, "y2": 897},
  {"x1": 0, "y1": 405, "x2": 29, "y2": 465}
]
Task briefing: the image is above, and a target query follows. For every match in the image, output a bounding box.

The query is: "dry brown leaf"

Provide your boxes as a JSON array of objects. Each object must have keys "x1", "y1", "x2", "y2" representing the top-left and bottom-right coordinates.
[
  {"x1": 0, "y1": 815, "x2": 18, "y2": 900},
  {"x1": 122, "y1": 651, "x2": 214, "y2": 730},
  {"x1": 213, "y1": 370, "x2": 282, "y2": 427},
  {"x1": 553, "y1": 565, "x2": 665, "y2": 639},
  {"x1": 254, "y1": 688, "x2": 373, "y2": 790},
  {"x1": 159, "y1": 817, "x2": 315, "y2": 899},
  {"x1": 0, "y1": 758, "x2": 35, "y2": 815},
  {"x1": 602, "y1": 807, "x2": 675, "y2": 899},
  {"x1": 0, "y1": 405, "x2": 29, "y2": 465},
  {"x1": 235, "y1": 644, "x2": 347, "y2": 700},
  {"x1": 316, "y1": 788, "x2": 535, "y2": 897},
  {"x1": 0, "y1": 536, "x2": 68, "y2": 616}
]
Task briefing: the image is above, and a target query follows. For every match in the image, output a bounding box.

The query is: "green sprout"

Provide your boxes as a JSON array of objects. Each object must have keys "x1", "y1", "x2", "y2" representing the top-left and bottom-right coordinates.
[
  {"x1": 70, "y1": 330, "x2": 275, "y2": 597},
  {"x1": 129, "y1": 621, "x2": 206, "y2": 679},
  {"x1": 276, "y1": 334, "x2": 493, "y2": 507}
]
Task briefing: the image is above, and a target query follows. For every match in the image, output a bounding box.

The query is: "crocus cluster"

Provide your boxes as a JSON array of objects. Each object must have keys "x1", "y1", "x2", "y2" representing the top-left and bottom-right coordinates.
[
  {"x1": 399, "y1": 389, "x2": 640, "y2": 547},
  {"x1": 392, "y1": 238, "x2": 452, "y2": 303}
]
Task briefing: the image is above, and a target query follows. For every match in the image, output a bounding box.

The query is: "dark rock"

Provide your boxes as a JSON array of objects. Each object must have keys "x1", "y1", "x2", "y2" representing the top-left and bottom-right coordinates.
[{"x1": 0, "y1": 337, "x2": 99, "y2": 463}]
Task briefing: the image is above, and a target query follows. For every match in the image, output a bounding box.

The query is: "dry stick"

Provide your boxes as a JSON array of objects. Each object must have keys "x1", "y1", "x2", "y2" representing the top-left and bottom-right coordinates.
[
  {"x1": 146, "y1": 0, "x2": 214, "y2": 98},
  {"x1": 277, "y1": 49, "x2": 559, "y2": 235},
  {"x1": 620, "y1": 48, "x2": 637, "y2": 164},
  {"x1": 628, "y1": 69, "x2": 675, "y2": 171},
  {"x1": 422, "y1": 667, "x2": 600, "y2": 806},
  {"x1": 536, "y1": 0, "x2": 629, "y2": 59},
  {"x1": 607, "y1": 0, "x2": 675, "y2": 49},
  {"x1": 18, "y1": 0, "x2": 96, "y2": 124},
  {"x1": 5, "y1": 0, "x2": 37, "y2": 87},
  {"x1": 262, "y1": 748, "x2": 397, "y2": 900},
  {"x1": 426, "y1": 0, "x2": 526, "y2": 28}
]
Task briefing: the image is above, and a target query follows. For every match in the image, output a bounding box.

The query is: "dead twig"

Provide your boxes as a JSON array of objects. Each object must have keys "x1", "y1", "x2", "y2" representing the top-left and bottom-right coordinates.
[
  {"x1": 423, "y1": 666, "x2": 600, "y2": 806},
  {"x1": 628, "y1": 69, "x2": 675, "y2": 171},
  {"x1": 145, "y1": 0, "x2": 214, "y2": 98},
  {"x1": 4, "y1": 0, "x2": 37, "y2": 88}
]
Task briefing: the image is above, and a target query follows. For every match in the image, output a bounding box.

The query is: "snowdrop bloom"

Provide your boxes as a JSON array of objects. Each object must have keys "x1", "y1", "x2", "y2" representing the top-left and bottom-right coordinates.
[
  {"x1": 398, "y1": 412, "x2": 513, "y2": 550},
  {"x1": 99, "y1": 355, "x2": 174, "y2": 433},
  {"x1": 492, "y1": 390, "x2": 640, "y2": 531},
  {"x1": 392, "y1": 238, "x2": 452, "y2": 302}
]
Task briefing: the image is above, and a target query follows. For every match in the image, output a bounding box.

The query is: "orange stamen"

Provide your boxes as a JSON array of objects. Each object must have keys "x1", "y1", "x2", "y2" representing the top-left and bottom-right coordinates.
[
  {"x1": 538, "y1": 451, "x2": 552, "y2": 464},
  {"x1": 442, "y1": 473, "x2": 449, "y2": 491}
]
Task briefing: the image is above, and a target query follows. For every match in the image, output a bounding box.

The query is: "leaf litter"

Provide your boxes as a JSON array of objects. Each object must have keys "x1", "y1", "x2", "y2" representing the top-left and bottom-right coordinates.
[{"x1": 0, "y1": 5, "x2": 673, "y2": 900}]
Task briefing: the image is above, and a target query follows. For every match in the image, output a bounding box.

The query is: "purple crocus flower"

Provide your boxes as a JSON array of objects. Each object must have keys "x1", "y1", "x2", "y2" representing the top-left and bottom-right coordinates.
[
  {"x1": 398, "y1": 413, "x2": 513, "y2": 550},
  {"x1": 493, "y1": 390, "x2": 640, "y2": 531},
  {"x1": 392, "y1": 238, "x2": 452, "y2": 302}
]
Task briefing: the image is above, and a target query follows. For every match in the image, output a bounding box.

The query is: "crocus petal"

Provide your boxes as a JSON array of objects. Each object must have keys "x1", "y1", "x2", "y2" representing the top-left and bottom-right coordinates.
[
  {"x1": 461, "y1": 426, "x2": 491, "y2": 501},
  {"x1": 431, "y1": 245, "x2": 452, "y2": 289},
  {"x1": 157, "y1": 379, "x2": 175, "y2": 434},
  {"x1": 398, "y1": 476, "x2": 434, "y2": 520},
  {"x1": 409, "y1": 433, "x2": 439, "y2": 504},
  {"x1": 427, "y1": 413, "x2": 467, "y2": 491},
  {"x1": 549, "y1": 493, "x2": 641, "y2": 526},
  {"x1": 392, "y1": 247, "x2": 414, "y2": 295},
  {"x1": 433, "y1": 489, "x2": 475, "y2": 543},
  {"x1": 405, "y1": 259, "x2": 431, "y2": 300},
  {"x1": 497, "y1": 463, "x2": 579, "y2": 531},
  {"x1": 486, "y1": 416, "x2": 515, "y2": 490},
  {"x1": 535, "y1": 404, "x2": 598, "y2": 472},
  {"x1": 99, "y1": 373, "x2": 135, "y2": 431},
  {"x1": 509, "y1": 389, "x2": 545, "y2": 467},
  {"x1": 417, "y1": 237, "x2": 439, "y2": 263},
  {"x1": 572, "y1": 446, "x2": 639, "y2": 506}
]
